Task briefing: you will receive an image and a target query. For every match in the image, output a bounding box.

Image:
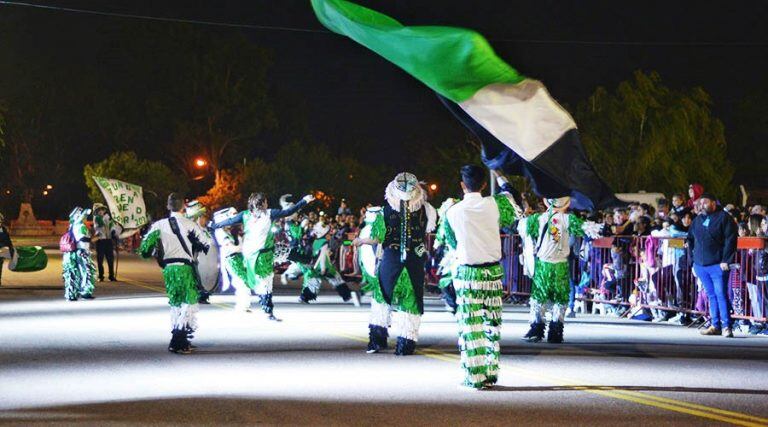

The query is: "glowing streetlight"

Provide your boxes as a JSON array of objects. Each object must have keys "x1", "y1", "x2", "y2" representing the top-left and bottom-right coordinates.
[
  {"x1": 194, "y1": 158, "x2": 208, "y2": 168},
  {"x1": 42, "y1": 190, "x2": 49, "y2": 196},
  {"x1": 429, "y1": 183, "x2": 438, "y2": 192},
  {"x1": 45, "y1": 184, "x2": 53, "y2": 190}
]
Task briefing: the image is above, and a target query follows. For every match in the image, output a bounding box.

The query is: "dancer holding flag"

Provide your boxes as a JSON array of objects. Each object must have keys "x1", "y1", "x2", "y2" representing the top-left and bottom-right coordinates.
[
  {"x1": 212, "y1": 192, "x2": 314, "y2": 320},
  {"x1": 354, "y1": 172, "x2": 436, "y2": 356},
  {"x1": 441, "y1": 166, "x2": 523, "y2": 389},
  {"x1": 311, "y1": 0, "x2": 618, "y2": 211}
]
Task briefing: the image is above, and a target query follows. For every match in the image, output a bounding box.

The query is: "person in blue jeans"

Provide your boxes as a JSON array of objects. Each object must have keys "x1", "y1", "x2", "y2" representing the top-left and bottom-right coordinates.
[{"x1": 687, "y1": 193, "x2": 738, "y2": 337}]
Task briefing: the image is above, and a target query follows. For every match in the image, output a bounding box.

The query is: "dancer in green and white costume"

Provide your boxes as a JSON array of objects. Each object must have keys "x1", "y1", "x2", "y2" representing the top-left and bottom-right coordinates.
[
  {"x1": 434, "y1": 198, "x2": 460, "y2": 314},
  {"x1": 519, "y1": 197, "x2": 602, "y2": 343},
  {"x1": 443, "y1": 166, "x2": 523, "y2": 389},
  {"x1": 279, "y1": 195, "x2": 312, "y2": 286},
  {"x1": 212, "y1": 207, "x2": 251, "y2": 312},
  {"x1": 212, "y1": 192, "x2": 314, "y2": 320},
  {"x1": 139, "y1": 194, "x2": 212, "y2": 354},
  {"x1": 299, "y1": 221, "x2": 360, "y2": 305},
  {"x1": 62, "y1": 207, "x2": 97, "y2": 301},
  {"x1": 354, "y1": 172, "x2": 436, "y2": 356}
]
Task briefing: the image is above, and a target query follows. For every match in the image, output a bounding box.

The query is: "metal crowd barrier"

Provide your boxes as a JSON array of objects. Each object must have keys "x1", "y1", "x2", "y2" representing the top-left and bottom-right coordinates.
[{"x1": 285, "y1": 228, "x2": 767, "y2": 324}]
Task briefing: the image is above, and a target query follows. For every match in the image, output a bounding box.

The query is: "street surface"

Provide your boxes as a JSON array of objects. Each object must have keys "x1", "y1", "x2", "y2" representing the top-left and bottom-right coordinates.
[{"x1": 1, "y1": 252, "x2": 767, "y2": 426}]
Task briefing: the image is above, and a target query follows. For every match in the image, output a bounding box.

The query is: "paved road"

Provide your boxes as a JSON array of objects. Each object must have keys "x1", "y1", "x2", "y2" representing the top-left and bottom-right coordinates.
[{"x1": 1, "y1": 253, "x2": 767, "y2": 426}]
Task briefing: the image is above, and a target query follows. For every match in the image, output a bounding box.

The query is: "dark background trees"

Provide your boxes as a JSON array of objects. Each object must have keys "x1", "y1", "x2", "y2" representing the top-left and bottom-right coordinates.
[{"x1": 0, "y1": 3, "x2": 764, "y2": 218}]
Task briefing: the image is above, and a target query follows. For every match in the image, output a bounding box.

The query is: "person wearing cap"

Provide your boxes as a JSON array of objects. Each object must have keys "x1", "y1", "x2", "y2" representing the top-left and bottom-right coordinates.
[
  {"x1": 353, "y1": 172, "x2": 437, "y2": 356},
  {"x1": 687, "y1": 193, "x2": 738, "y2": 338},
  {"x1": 212, "y1": 207, "x2": 251, "y2": 312},
  {"x1": 212, "y1": 192, "x2": 315, "y2": 320},
  {"x1": 0, "y1": 212, "x2": 14, "y2": 286},
  {"x1": 62, "y1": 206, "x2": 97, "y2": 301},
  {"x1": 519, "y1": 195, "x2": 603, "y2": 343},
  {"x1": 440, "y1": 166, "x2": 523, "y2": 389},
  {"x1": 298, "y1": 220, "x2": 360, "y2": 305},
  {"x1": 139, "y1": 193, "x2": 212, "y2": 354},
  {"x1": 92, "y1": 203, "x2": 119, "y2": 282}
]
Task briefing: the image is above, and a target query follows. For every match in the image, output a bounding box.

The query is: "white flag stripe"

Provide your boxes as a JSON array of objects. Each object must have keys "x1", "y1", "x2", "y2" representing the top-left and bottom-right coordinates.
[{"x1": 458, "y1": 79, "x2": 577, "y2": 162}]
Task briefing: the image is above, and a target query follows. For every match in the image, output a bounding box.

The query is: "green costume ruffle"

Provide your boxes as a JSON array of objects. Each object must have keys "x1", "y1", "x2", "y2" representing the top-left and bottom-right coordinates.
[
  {"x1": 390, "y1": 269, "x2": 419, "y2": 315},
  {"x1": 245, "y1": 250, "x2": 274, "y2": 289},
  {"x1": 162, "y1": 264, "x2": 199, "y2": 307},
  {"x1": 530, "y1": 259, "x2": 570, "y2": 305},
  {"x1": 493, "y1": 194, "x2": 518, "y2": 228},
  {"x1": 227, "y1": 253, "x2": 248, "y2": 282},
  {"x1": 139, "y1": 230, "x2": 160, "y2": 259}
]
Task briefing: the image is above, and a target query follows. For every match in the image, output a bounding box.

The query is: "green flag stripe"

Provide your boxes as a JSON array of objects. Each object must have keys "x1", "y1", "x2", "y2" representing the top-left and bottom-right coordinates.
[{"x1": 311, "y1": 0, "x2": 525, "y2": 103}]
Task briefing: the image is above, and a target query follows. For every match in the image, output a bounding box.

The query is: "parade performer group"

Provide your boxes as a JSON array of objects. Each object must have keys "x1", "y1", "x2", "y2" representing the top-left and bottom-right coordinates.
[
  {"x1": 139, "y1": 193, "x2": 212, "y2": 354},
  {"x1": 211, "y1": 192, "x2": 314, "y2": 320},
  {"x1": 441, "y1": 166, "x2": 523, "y2": 389},
  {"x1": 519, "y1": 197, "x2": 602, "y2": 343},
  {"x1": 62, "y1": 207, "x2": 97, "y2": 301},
  {"x1": 354, "y1": 172, "x2": 436, "y2": 356}
]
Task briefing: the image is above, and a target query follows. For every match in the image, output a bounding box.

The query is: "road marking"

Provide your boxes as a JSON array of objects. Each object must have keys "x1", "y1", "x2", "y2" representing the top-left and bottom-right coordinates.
[
  {"x1": 119, "y1": 276, "x2": 768, "y2": 427},
  {"x1": 337, "y1": 333, "x2": 768, "y2": 426}
]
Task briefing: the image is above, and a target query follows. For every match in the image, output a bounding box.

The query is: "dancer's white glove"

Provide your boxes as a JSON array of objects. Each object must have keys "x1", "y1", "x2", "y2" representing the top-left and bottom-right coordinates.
[{"x1": 302, "y1": 194, "x2": 316, "y2": 203}]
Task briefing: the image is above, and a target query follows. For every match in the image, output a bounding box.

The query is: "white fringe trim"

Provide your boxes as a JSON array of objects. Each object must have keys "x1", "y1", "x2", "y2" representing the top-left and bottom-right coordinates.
[
  {"x1": 170, "y1": 303, "x2": 199, "y2": 330},
  {"x1": 304, "y1": 277, "x2": 322, "y2": 294},
  {"x1": 253, "y1": 274, "x2": 274, "y2": 295},
  {"x1": 369, "y1": 299, "x2": 392, "y2": 328},
  {"x1": 328, "y1": 273, "x2": 345, "y2": 288},
  {"x1": 392, "y1": 311, "x2": 421, "y2": 341},
  {"x1": 581, "y1": 221, "x2": 604, "y2": 240}
]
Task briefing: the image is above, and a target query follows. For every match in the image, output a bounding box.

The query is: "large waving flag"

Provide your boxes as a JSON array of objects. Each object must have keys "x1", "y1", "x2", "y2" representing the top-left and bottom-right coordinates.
[{"x1": 312, "y1": 0, "x2": 619, "y2": 210}]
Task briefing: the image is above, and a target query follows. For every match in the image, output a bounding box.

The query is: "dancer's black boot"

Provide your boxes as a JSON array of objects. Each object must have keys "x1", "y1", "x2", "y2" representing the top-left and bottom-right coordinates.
[
  {"x1": 366, "y1": 325, "x2": 389, "y2": 354},
  {"x1": 522, "y1": 322, "x2": 546, "y2": 342},
  {"x1": 394, "y1": 336, "x2": 416, "y2": 356},
  {"x1": 547, "y1": 321, "x2": 564, "y2": 343}
]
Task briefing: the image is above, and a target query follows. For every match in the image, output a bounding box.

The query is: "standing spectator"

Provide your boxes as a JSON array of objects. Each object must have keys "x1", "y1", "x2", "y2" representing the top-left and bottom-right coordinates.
[
  {"x1": 687, "y1": 193, "x2": 738, "y2": 337},
  {"x1": 92, "y1": 204, "x2": 119, "y2": 282},
  {"x1": 685, "y1": 183, "x2": 704, "y2": 213},
  {"x1": 337, "y1": 198, "x2": 352, "y2": 216},
  {"x1": 671, "y1": 193, "x2": 688, "y2": 216},
  {"x1": 612, "y1": 209, "x2": 634, "y2": 235}
]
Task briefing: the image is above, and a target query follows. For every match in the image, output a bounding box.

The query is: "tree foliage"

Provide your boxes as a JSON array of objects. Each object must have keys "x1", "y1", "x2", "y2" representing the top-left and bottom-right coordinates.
[
  {"x1": 575, "y1": 71, "x2": 735, "y2": 200},
  {"x1": 83, "y1": 152, "x2": 189, "y2": 216}
]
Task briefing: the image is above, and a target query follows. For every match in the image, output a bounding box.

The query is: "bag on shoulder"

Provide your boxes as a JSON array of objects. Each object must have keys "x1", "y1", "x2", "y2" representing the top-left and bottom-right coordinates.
[{"x1": 59, "y1": 230, "x2": 77, "y2": 253}]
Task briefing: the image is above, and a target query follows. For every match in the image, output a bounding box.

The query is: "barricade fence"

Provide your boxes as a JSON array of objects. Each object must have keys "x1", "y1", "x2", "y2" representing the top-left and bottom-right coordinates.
[{"x1": 277, "y1": 229, "x2": 767, "y2": 324}]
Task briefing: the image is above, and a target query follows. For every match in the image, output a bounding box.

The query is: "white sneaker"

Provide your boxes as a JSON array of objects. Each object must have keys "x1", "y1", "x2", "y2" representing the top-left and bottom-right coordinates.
[{"x1": 350, "y1": 291, "x2": 361, "y2": 307}]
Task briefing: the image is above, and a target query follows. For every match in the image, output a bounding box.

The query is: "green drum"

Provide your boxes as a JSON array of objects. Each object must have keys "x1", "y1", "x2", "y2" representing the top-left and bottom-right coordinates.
[{"x1": 10, "y1": 246, "x2": 48, "y2": 272}]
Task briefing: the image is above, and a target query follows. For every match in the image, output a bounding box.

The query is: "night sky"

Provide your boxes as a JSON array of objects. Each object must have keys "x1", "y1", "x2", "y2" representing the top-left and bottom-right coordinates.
[{"x1": 5, "y1": 0, "x2": 768, "y2": 170}]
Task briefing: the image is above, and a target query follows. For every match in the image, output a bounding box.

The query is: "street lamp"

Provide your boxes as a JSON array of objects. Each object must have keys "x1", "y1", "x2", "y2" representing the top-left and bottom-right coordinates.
[
  {"x1": 45, "y1": 184, "x2": 53, "y2": 190},
  {"x1": 429, "y1": 183, "x2": 438, "y2": 192},
  {"x1": 194, "y1": 158, "x2": 208, "y2": 169}
]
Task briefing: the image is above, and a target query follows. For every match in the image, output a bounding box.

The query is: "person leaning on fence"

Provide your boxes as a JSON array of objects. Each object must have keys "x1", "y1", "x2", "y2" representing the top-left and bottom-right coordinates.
[{"x1": 686, "y1": 193, "x2": 738, "y2": 338}]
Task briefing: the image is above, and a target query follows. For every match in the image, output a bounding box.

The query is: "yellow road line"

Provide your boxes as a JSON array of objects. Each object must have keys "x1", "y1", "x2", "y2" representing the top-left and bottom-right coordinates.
[
  {"x1": 118, "y1": 276, "x2": 767, "y2": 426},
  {"x1": 334, "y1": 332, "x2": 768, "y2": 427}
]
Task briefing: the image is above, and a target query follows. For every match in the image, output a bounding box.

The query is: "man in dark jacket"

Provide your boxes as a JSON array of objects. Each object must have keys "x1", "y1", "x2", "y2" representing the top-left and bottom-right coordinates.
[{"x1": 687, "y1": 193, "x2": 737, "y2": 337}]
